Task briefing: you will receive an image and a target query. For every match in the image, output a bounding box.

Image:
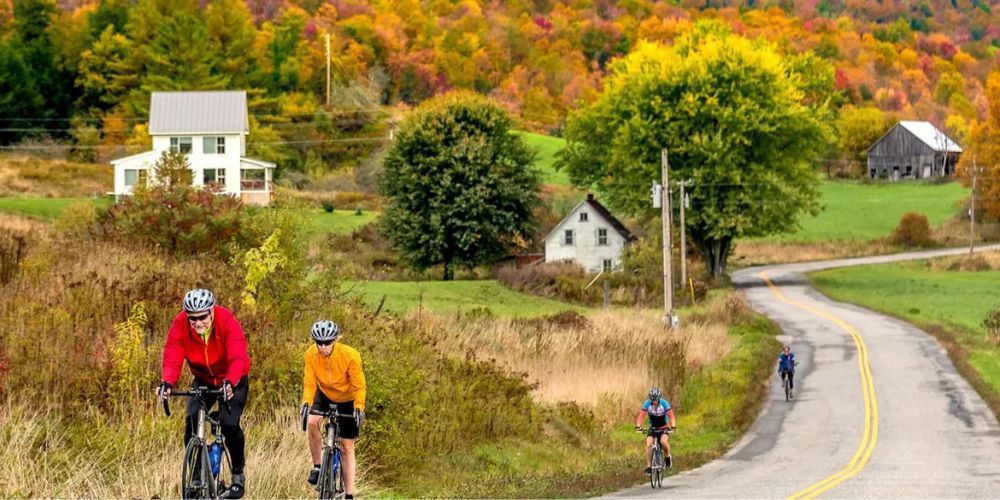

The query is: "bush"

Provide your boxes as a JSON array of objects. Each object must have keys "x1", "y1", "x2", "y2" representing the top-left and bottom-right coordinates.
[
  {"x1": 947, "y1": 255, "x2": 992, "y2": 271},
  {"x1": 354, "y1": 206, "x2": 364, "y2": 215},
  {"x1": 891, "y1": 212, "x2": 933, "y2": 247},
  {"x1": 984, "y1": 306, "x2": 1000, "y2": 346},
  {"x1": 322, "y1": 201, "x2": 336, "y2": 213}
]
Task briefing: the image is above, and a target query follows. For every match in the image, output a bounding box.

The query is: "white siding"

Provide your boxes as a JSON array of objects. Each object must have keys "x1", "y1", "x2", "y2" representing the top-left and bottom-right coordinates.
[
  {"x1": 543, "y1": 203, "x2": 628, "y2": 273},
  {"x1": 116, "y1": 134, "x2": 245, "y2": 197}
]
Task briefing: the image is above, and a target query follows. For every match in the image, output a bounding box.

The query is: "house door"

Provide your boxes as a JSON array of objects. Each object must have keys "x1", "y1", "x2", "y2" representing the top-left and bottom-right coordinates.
[
  {"x1": 892, "y1": 166, "x2": 900, "y2": 181},
  {"x1": 922, "y1": 164, "x2": 931, "y2": 178}
]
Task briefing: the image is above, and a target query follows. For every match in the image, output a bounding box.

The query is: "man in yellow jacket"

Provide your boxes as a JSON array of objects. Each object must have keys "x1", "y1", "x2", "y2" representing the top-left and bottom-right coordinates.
[{"x1": 301, "y1": 320, "x2": 366, "y2": 498}]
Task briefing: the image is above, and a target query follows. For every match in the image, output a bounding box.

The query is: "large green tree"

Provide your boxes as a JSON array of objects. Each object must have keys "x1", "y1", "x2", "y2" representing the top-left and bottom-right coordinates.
[
  {"x1": 559, "y1": 22, "x2": 831, "y2": 278},
  {"x1": 380, "y1": 91, "x2": 540, "y2": 280}
]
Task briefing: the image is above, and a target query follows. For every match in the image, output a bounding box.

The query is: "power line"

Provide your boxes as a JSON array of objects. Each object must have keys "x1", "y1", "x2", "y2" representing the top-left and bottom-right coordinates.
[
  {"x1": 0, "y1": 136, "x2": 389, "y2": 150},
  {"x1": 0, "y1": 108, "x2": 392, "y2": 124}
]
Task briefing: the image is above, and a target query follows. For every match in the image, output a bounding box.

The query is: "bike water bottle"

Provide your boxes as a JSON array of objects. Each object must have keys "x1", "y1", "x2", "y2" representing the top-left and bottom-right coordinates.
[{"x1": 209, "y1": 442, "x2": 222, "y2": 477}]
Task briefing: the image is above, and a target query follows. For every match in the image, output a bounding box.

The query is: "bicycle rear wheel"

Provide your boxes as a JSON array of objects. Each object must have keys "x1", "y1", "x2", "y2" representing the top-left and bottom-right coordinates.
[{"x1": 182, "y1": 439, "x2": 212, "y2": 499}]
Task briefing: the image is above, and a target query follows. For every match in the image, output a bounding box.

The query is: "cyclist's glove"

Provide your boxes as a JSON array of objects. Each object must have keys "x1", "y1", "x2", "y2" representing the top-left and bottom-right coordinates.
[
  {"x1": 355, "y1": 409, "x2": 365, "y2": 428},
  {"x1": 635, "y1": 426, "x2": 642, "y2": 433},
  {"x1": 158, "y1": 381, "x2": 173, "y2": 400},
  {"x1": 221, "y1": 380, "x2": 234, "y2": 401}
]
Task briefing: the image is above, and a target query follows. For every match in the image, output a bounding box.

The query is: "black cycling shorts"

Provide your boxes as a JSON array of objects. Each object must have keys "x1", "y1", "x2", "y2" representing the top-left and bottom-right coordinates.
[
  {"x1": 647, "y1": 427, "x2": 670, "y2": 438},
  {"x1": 310, "y1": 390, "x2": 359, "y2": 440}
]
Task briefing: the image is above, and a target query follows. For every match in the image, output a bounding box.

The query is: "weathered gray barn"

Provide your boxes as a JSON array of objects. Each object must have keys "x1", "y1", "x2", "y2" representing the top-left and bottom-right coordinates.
[{"x1": 866, "y1": 121, "x2": 962, "y2": 181}]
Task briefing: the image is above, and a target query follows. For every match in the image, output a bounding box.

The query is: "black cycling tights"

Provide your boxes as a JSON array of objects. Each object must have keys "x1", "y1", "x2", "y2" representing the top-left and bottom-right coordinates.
[{"x1": 781, "y1": 371, "x2": 794, "y2": 390}]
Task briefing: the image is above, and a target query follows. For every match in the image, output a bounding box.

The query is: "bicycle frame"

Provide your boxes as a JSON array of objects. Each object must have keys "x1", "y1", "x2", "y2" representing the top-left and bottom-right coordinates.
[
  {"x1": 163, "y1": 387, "x2": 231, "y2": 499},
  {"x1": 307, "y1": 409, "x2": 355, "y2": 500}
]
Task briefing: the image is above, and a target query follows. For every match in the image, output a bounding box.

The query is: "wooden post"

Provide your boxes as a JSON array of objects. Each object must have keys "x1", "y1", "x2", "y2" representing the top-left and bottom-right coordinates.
[
  {"x1": 679, "y1": 180, "x2": 687, "y2": 289},
  {"x1": 325, "y1": 33, "x2": 331, "y2": 107},
  {"x1": 603, "y1": 279, "x2": 610, "y2": 311},
  {"x1": 970, "y1": 159, "x2": 978, "y2": 255},
  {"x1": 661, "y1": 149, "x2": 674, "y2": 327}
]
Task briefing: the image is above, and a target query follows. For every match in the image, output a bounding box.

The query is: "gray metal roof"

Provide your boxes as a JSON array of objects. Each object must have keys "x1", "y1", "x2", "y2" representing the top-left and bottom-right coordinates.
[
  {"x1": 897, "y1": 121, "x2": 962, "y2": 153},
  {"x1": 148, "y1": 91, "x2": 249, "y2": 135}
]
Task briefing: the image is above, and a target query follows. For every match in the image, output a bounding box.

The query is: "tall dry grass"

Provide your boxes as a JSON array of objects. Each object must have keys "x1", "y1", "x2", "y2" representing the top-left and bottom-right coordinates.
[
  {"x1": 416, "y1": 293, "x2": 747, "y2": 422},
  {"x1": 0, "y1": 159, "x2": 112, "y2": 197},
  {"x1": 0, "y1": 404, "x2": 377, "y2": 498}
]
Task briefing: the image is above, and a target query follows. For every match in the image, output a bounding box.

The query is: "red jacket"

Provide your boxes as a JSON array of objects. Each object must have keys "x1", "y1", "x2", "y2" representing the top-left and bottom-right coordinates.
[{"x1": 161, "y1": 305, "x2": 251, "y2": 387}]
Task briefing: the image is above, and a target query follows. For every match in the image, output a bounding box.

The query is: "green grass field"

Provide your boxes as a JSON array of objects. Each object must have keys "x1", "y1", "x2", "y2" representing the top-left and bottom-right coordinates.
[
  {"x1": 773, "y1": 181, "x2": 967, "y2": 242},
  {"x1": 299, "y1": 208, "x2": 379, "y2": 235},
  {"x1": 345, "y1": 279, "x2": 589, "y2": 317},
  {"x1": 520, "y1": 131, "x2": 570, "y2": 186},
  {"x1": 810, "y1": 261, "x2": 1000, "y2": 401},
  {"x1": 0, "y1": 196, "x2": 114, "y2": 220}
]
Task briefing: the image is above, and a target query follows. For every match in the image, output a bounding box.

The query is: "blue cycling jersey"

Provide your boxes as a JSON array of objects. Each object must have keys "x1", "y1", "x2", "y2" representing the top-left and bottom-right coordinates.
[
  {"x1": 641, "y1": 398, "x2": 671, "y2": 428},
  {"x1": 778, "y1": 352, "x2": 795, "y2": 372}
]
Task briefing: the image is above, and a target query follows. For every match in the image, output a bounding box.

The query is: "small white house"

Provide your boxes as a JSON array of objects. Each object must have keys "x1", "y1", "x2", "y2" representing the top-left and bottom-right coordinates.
[
  {"x1": 111, "y1": 91, "x2": 275, "y2": 205},
  {"x1": 544, "y1": 194, "x2": 636, "y2": 273}
]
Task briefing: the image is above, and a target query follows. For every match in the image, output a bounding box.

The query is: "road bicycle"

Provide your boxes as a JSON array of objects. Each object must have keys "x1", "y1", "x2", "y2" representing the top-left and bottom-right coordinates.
[
  {"x1": 163, "y1": 387, "x2": 235, "y2": 499},
  {"x1": 781, "y1": 371, "x2": 794, "y2": 401},
  {"x1": 302, "y1": 407, "x2": 357, "y2": 499},
  {"x1": 639, "y1": 427, "x2": 673, "y2": 489}
]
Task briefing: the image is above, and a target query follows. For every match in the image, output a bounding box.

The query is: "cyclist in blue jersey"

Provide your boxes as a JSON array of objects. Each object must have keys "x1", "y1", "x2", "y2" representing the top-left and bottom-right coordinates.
[
  {"x1": 778, "y1": 345, "x2": 796, "y2": 398},
  {"x1": 635, "y1": 387, "x2": 676, "y2": 475}
]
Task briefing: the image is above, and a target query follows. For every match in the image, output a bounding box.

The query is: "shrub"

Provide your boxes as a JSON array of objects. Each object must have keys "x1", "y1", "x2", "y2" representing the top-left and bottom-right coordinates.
[
  {"x1": 984, "y1": 306, "x2": 1000, "y2": 346},
  {"x1": 891, "y1": 212, "x2": 933, "y2": 247},
  {"x1": 322, "y1": 201, "x2": 336, "y2": 212},
  {"x1": 354, "y1": 206, "x2": 364, "y2": 215},
  {"x1": 947, "y1": 255, "x2": 992, "y2": 271}
]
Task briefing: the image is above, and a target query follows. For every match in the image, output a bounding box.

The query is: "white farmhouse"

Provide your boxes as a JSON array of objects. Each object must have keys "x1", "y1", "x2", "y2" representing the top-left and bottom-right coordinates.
[
  {"x1": 543, "y1": 194, "x2": 636, "y2": 273},
  {"x1": 110, "y1": 91, "x2": 275, "y2": 205}
]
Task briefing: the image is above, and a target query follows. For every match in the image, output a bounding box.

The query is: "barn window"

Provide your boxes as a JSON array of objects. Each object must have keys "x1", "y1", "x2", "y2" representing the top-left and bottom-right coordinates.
[
  {"x1": 564, "y1": 230, "x2": 574, "y2": 246},
  {"x1": 602, "y1": 259, "x2": 613, "y2": 272},
  {"x1": 597, "y1": 228, "x2": 608, "y2": 246},
  {"x1": 579, "y1": 212, "x2": 588, "y2": 222}
]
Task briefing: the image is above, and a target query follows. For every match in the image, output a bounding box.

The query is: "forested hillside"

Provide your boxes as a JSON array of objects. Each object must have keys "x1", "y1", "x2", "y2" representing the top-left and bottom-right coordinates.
[{"x1": 1, "y1": 0, "x2": 999, "y2": 174}]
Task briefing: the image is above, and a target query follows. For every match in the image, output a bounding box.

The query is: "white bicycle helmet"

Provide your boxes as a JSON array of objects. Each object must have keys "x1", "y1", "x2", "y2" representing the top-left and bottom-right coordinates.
[
  {"x1": 183, "y1": 289, "x2": 215, "y2": 313},
  {"x1": 311, "y1": 320, "x2": 341, "y2": 343},
  {"x1": 648, "y1": 387, "x2": 662, "y2": 401}
]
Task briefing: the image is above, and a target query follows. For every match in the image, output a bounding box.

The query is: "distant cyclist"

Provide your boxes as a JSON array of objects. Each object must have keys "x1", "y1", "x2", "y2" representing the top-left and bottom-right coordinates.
[
  {"x1": 635, "y1": 387, "x2": 676, "y2": 475},
  {"x1": 301, "y1": 320, "x2": 366, "y2": 499},
  {"x1": 778, "y1": 345, "x2": 796, "y2": 398},
  {"x1": 158, "y1": 288, "x2": 251, "y2": 498}
]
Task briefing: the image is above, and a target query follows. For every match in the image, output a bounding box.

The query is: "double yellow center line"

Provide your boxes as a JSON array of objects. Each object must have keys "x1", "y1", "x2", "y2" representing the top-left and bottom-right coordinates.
[{"x1": 758, "y1": 271, "x2": 879, "y2": 499}]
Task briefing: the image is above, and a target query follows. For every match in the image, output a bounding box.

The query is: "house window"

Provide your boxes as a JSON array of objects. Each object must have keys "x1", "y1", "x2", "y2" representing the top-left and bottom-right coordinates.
[
  {"x1": 170, "y1": 137, "x2": 192, "y2": 154},
  {"x1": 579, "y1": 212, "x2": 588, "y2": 222},
  {"x1": 597, "y1": 228, "x2": 608, "y2": 246},
  {"x1": 602, "y1": 259, "x2": 613, "y2": 272},
  {"x1": 203, "y1": 168, "x2": 226, "y2": 187},
  {"x1": 203, "y1": 137, "x2": 226, "y2": 154},
  {"x1": 124, "y1": 169, "x2": 142, "y2": 187},
  {"x1": 564, "y1": 229, "x2": 574, "y2": 246}
]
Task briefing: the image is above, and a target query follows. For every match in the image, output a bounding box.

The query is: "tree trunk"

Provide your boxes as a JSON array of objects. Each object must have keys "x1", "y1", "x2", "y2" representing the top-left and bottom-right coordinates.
[
  {"x1": 442, "y1": 260, "x2": 453, "y2": 281},
  {"x1": 697, "y1": 236, "x2": 733, "y2": 279}
]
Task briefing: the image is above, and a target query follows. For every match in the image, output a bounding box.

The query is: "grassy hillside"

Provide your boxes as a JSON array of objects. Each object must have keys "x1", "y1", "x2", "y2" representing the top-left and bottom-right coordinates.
[
  {"x1": 521, "y1": 132, "x2": 571, "y2": 186},
  {"x1": 773, "y1": 181, "x2": 968, "y2": 242},
  {"x1": 345, "y1": 279, "x2": 589, "y2": 317},
  {"x1": 0, "y1": 196, "x2": 113, "y2": 220},
  {"x1": 810, "y1": 253, "x2": 1000, "y2": 418},
  {"x1": 300, "y1": 208, "x2": 379, "y2": 235}
]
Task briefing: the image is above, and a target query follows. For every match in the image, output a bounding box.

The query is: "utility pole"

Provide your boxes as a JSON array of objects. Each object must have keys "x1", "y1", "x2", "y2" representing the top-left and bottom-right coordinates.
[
  {"x1": 679, "y1": 179, "x2": 688, "y2": 288},
  {"x1": 970, "y1": 158, "x2": 979, "y2": 255},
  {"x1": 325, "y1": 33, "x2": 331, "y2": 107},
  {"x1": 661, "y1": 149, "x2": 676, "y2": 328}
]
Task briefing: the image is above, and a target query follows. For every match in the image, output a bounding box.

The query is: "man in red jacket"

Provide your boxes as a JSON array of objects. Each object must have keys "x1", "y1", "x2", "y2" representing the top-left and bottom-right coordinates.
[{"x1": 157, "y1": 288, "x2": 251, "y2": 498}]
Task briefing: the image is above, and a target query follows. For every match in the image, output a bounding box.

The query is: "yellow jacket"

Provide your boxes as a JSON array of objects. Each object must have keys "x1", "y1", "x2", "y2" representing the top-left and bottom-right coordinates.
[{"x1": 301, "y1": 343, "x2": 366, "y2": 411}]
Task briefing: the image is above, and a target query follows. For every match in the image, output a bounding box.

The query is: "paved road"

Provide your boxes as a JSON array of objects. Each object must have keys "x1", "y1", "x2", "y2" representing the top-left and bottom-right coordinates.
[{"x1": 612, "y1": 245, "x2": 1000, "y2": 498}]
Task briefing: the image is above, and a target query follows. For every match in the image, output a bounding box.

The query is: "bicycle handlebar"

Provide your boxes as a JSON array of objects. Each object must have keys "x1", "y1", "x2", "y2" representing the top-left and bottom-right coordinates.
[
  {"x1": 637, "y1": 426, "x2": 675, "y2": 434},
  {"x1": 301, "y1": 407, "x2": 356, "y2": 431},
  {"x1": 161, "y1": 387, "x2": 231, "y2": 417}
]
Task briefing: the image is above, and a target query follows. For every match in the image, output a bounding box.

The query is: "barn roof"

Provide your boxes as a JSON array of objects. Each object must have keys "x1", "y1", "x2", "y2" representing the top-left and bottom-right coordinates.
[
  {"x1": 895, "y1": 121, "x2": 962, "y2": 153},
  {"x1": 148, "y1": 91, "x2": 249, "y2": 135}
]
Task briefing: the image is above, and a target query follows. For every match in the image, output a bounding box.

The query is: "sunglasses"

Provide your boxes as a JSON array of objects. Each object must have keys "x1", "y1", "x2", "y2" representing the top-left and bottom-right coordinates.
[
  {"x1": 188, "y1": 313, "x2": 211, "y2": 323},
  {"x1": 315, "y1": 339, "x2": 335, "y2": 347}
]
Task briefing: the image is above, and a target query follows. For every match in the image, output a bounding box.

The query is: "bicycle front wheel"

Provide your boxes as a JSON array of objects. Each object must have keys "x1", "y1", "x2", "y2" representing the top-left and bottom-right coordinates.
[
  {"x1": 182, "y1": 439, "x2": 211, "y2": 499},
  {"x1": 318, "y1": 449, "x2": 335, "y2": 499},
  {"x1": 784, "y1": 377, "x2": 791, "y2": 402}
]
